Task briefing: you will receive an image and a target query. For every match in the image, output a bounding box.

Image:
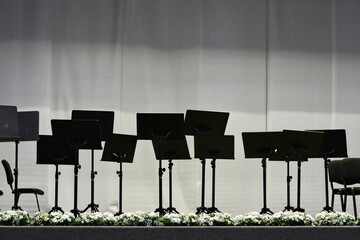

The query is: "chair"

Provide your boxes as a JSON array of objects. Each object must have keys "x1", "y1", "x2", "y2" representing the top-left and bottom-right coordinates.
[
  {"x1": 328, "y1": 160, "x2": 346, "y2": 211},
  {"x1": 341, "y1": 158, "x2": 360, "y2": 218},
  {"x1": 1, "y1": 159, "x2": 44, "y2": 211}
]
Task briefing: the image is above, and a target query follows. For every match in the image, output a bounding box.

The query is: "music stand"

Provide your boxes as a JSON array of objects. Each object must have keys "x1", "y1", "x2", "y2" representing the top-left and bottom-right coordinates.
[
  {"x1": 0, "y1": 105, "x2": 21, "y2": 210},
  {"x1": 195, "y1": 135, "x2": 234, "y2": 213},
  {"x1": 101, "y1": 134, "x2": 137, "y2": 216},
  {"x1": 242, "y1": 131, "x2": 283, "y2": 214},
  {"x1": 15, "y1": 111, "x2": 40, "y2": 210},
  {"x1": 184, "y1": 109, "x2": 229, "y2": 214},
  {"x1": 272, "y1": 130, "x2": 324, "y2": 212},
  {"x1": 72, "y1": 110, "x2": 114, "y2": 212},
  {"x1": 37, "y1": 135, "x2": 75, "y2": 213},
  {"x1": 151, "y1": 136, "x2": 191, "y2": 214},
  {"x1": 307, "y1": 129, "x2": 348, "y2": 212},
  {"x1": 137, "y1": 113, "x2": 185, "y2": 216},
  {"x1": 51, "y1": 119, "x2": 101, "y2": 217}
]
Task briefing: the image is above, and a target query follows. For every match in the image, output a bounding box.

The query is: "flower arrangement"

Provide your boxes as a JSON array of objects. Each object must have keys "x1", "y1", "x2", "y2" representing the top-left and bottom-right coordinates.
[
  {"x1": 233, "y1": 212, "x2": 272, "y2": 226},
  {"x1": 31, "y1": 211, "x2": 75, "y2": 226},
  {"x1": 0, "y1": 210, "x2": 30, "y2": 226},
  {"x1": 314, "y1": 211, "x2": 356, "y2": 226},
  {"x1": 271, "y1": 211, "x2": 314, "y2": 226},
  {"x1": 115, "y1": 211, "x2": 160, "y2": 226},
  {"x1": 77, "y1": 212, "x2": 116, "y2": 226},
  {"x1": 0, "y1": 210, "x2": 358, "y2": 227}
]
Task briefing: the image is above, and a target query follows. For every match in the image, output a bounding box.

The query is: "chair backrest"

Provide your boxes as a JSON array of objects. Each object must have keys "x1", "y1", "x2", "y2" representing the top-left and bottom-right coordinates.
[
  {"x1": 341, "y1": 158, "x2": 360, "y2": 185},
  {"x1": 329, "y1": 160, "x2": 344, "y2": 186},
  {"x1": 1, "y1": 159, "x2": 14, "y2": 190}
]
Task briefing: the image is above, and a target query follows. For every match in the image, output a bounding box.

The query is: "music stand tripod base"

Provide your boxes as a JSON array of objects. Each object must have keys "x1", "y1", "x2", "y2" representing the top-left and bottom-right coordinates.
[
  {"x1": 260, "y1": 208, "x2": 274, "y2": 214},
  {"x1": 196, "y1": 206, "x2": 209, "y2": 214},
  {"x1": 283, "y1": 206, "x2": 295, "y2": 212}
]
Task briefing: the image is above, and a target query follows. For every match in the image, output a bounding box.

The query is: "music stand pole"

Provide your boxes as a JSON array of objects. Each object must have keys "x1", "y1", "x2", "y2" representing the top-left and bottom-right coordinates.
[
  {"x1": 293, "y1": 147, "x2": 306, "y2": 212},
  {"x1": 208, "y1": 158, "x2": 221, "y2": 213},
  {"x1": 167, "y1": 159, "x2": 179, "y2": 214},
  {"x1": 12, "y1": 140, "x2": 21, "y2": 210},
  {"x1": 284, "y1": 158, "x2": 294, "y2": 211},
  {"x1": 154, "y1": 136, "x2": 166, "y2": 216},
  {"x1": 322, "y1": 156, "x2": 333, "y2": 212},
  {"x1": 114, "y1": 154, "x2": 125, "y2": 216},
  {"x1": 49, "y1": 162, "x2": 64, "y2": 213},
  {"x1": 82, "y1": 149, "x2": 99, "y2": 213},
  {"x1": 296, "y1": 158, "x2": 304, "y2": 212},
  {"x1": 196, "y1": 132, "x2": 209, "y2": 214},
  {"x1": 71, "y1": 145, "x2": 81, "y2": 217},
  {"x1": 260, "y1": 155, "x2": 274, "y2": 214}
]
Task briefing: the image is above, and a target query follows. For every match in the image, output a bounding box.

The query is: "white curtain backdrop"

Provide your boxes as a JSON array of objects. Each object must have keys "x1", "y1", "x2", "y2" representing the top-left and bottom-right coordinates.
[{"x1": 0, "y1": 0, "x2": 359, "y2": 216}]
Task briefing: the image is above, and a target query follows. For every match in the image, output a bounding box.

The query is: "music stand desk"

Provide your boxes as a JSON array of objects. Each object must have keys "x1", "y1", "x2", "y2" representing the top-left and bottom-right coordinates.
[{"x1": 18, "y1": 111, "x2": 39, "y2": 142}]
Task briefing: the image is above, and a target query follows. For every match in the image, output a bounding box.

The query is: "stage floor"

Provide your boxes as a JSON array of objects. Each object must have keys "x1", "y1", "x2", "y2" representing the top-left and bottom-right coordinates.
[{"x1": 1, "y1": 226, "x2": 360, "y2": 240}]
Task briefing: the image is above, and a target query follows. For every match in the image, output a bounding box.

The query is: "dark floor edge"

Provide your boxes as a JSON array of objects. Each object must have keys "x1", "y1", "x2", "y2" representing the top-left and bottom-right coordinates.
[{"x1": 1, "y1": 226, "x2": 360, "y2": 240}]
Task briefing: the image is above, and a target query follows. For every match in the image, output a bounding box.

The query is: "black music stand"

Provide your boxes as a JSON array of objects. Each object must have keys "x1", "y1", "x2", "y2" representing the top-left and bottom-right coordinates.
[
  {"x1": 17, "y1": 111, "x2": 40, "y2": 210},
  {"x1": 51, "y1": 119, "x2": 101, "y2": 217},
  {"x1": 137, "y1": 113, "x2": 185, "y2": 216},
  {"x1": 72, "y1": 110, "x2": 114, "y2": 213},
  {"x1": 184, "y1": 109, "x2": 229, "y2": 214},
  {"x1": 0, "y1": 105, "x2": 21, "y2": 210},
  {"x1": 151, "y1": 136, "x2": 191, "y2": 214},
  {"x1": 37, "y1": 135, "x2": 75, "y2": 213},
  {"x1": 101, "y1": 134, "x2": 137, "y2": 216},
  {"x1": 195, "y1": 135, "x2": 234, "y2": 213},
  {"x1": 307, "y1": 129, "x2": 348, "y2": 212},
  {"x1": 242, "y1": 131, "x2": 284, "y2": 214},
  {"x1": 272, "y1": 130, "x2": 324, "y2": 212}
]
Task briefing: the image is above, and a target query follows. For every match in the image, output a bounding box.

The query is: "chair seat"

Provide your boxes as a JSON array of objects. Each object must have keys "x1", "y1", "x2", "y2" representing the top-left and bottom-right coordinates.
[
  {"x1": 336, "y1": 188, "x2": 353, "y2": 195},
  {"x1": 351, "y1": 187, "x2": 360, "y2": 194},
  {"x1": 13, "y1": 188, "x2": 44, "y2": 195}
]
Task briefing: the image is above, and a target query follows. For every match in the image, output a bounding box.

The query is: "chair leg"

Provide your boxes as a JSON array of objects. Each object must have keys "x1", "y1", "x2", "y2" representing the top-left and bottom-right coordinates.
[
  {"x1": 12, "y1": 193, "x2": 23, "y2": 211},
  {"x1": 352, "y1": 191, "x2": 357, "y2": 219},
  {"x1": 331, "y1": 192, "x2": 335, "y2": 209},
  {"x1": 340, "y1": 193, "x2": 345, "y2": 212},
  {"x1": 344, "y1": 194, "x2": 348, "y2": 212},
  {"x1": 35, "y1": 194, "x2": 40, "y2": 212}
]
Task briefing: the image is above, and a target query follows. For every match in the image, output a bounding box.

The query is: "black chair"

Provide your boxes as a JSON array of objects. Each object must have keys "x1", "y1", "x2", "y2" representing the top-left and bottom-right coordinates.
[
  {"x1": 328, "y1": 160, "x2": 347, "y2": 211},
  {"x1": 1, "y1": 159, "x2": 44, "y2": 211},
  {"x1": 341, "y1": 158, "x2": 360, "y2": 218}
]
